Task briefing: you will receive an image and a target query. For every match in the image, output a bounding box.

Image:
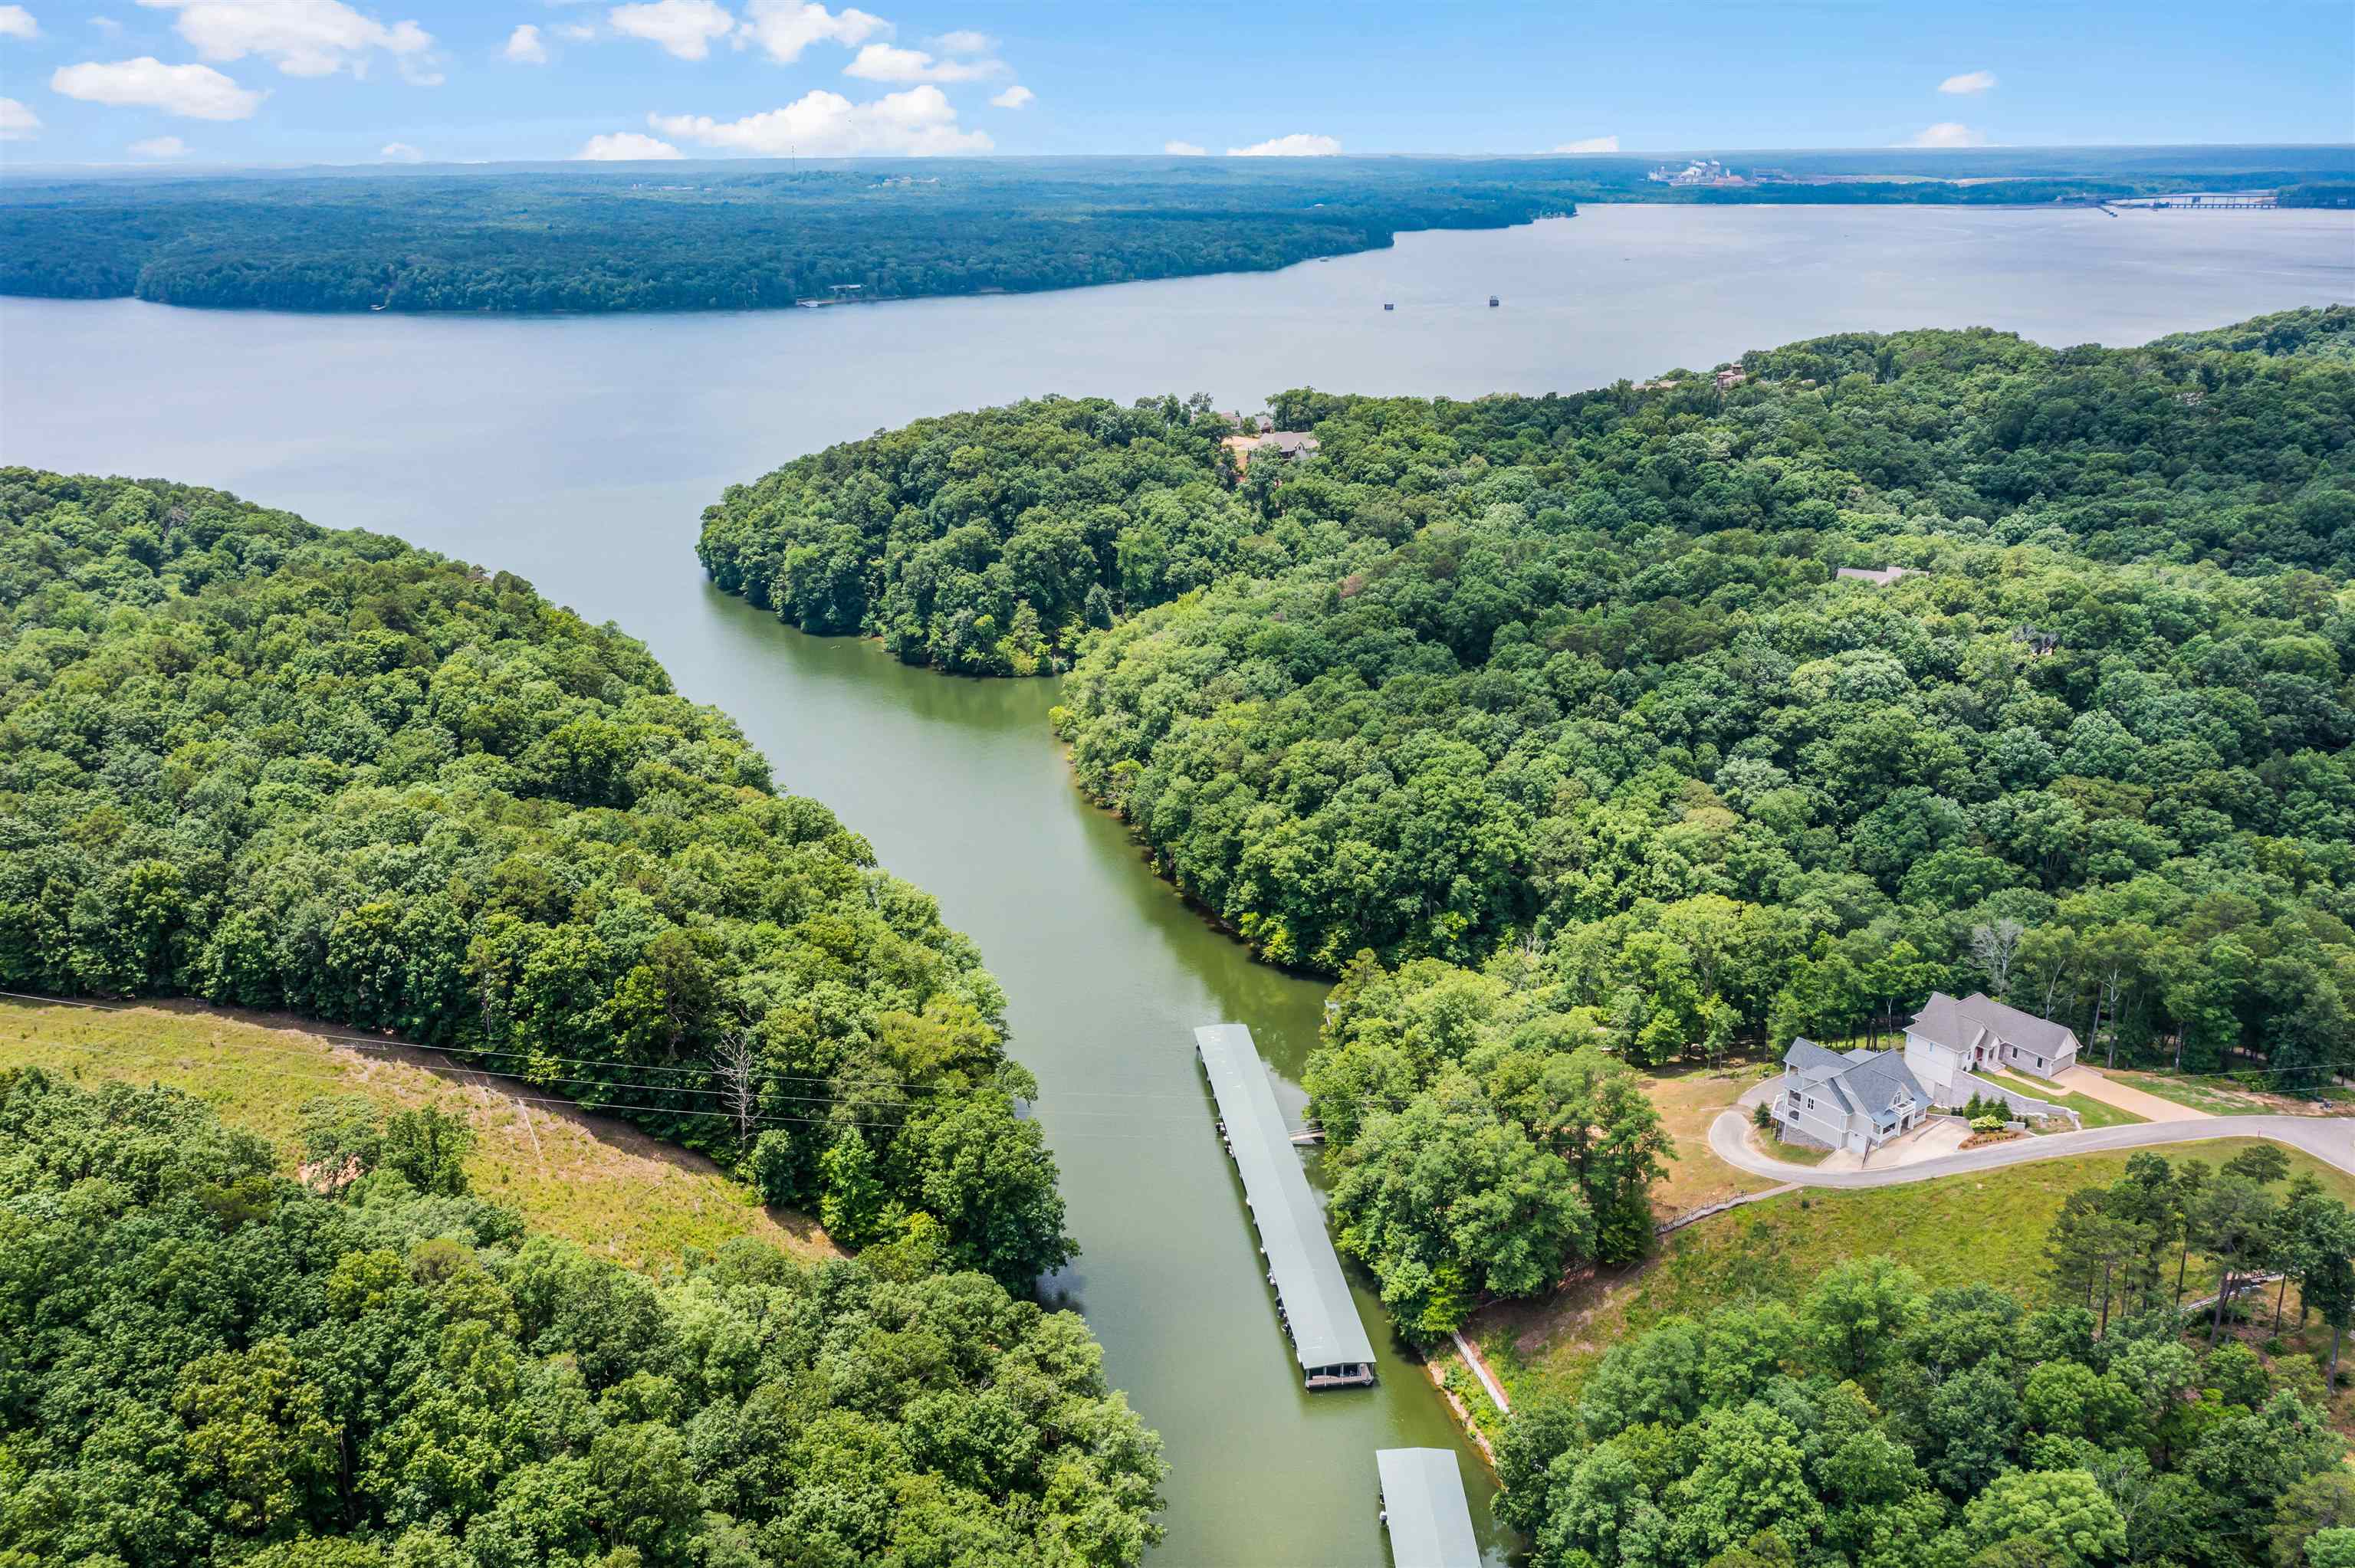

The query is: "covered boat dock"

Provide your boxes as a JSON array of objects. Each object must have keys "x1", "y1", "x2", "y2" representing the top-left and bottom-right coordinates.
[
  {"x1": 1194, "y1": 1022, "x2": 1377, "y2": 1389},
  {"x1": 1376, "y1": 1448, "x2": 1481, "y2": 1568}
]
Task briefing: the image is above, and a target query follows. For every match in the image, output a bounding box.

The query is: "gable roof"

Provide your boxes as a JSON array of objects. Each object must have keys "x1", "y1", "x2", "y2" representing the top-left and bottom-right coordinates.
[
  {"x1": 1958, "y1": 992, "x2": 2077, "y2": 1055},
  {"x1": 1907, "y1": 991, "x2": 2077, "y2": 1057},
  {"x1": 1782, "y1": 1038, "x2": 1927, "y2": 1130}
]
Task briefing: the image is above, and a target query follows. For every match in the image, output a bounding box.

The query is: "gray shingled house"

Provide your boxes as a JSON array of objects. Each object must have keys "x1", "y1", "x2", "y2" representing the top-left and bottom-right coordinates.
[
  {"x1": 1775, "y1": 992, "x2": 2083, "y2": 1156},
  {"x1": 1902, "y1": 991, "x2": 2081, "y2": 1100},
  {"x1": 1774, "y1": 1038, "x2": 1930, "y2": 1154}
]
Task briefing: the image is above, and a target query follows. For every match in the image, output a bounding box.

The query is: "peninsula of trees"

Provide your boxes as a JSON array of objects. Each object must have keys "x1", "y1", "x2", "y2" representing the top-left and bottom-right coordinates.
[{"x1": 0, "y1": 468, "x2": 1075, "y2": 1289}]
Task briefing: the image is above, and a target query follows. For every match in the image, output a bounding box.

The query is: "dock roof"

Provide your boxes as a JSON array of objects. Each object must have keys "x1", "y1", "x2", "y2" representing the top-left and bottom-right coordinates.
[
  {"x1": 1376, "y1": 1448, "x2": 1481, "y2": 1568},
  {"x1": 1193, "y1": 1023, "x2": 1376, "y2": 1374}
]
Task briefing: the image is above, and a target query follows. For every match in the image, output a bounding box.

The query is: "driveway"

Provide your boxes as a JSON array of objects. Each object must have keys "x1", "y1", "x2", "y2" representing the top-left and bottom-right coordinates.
[
  {"x1": 2051, "y1": 1064, "x2": 2205, "y2": 1123},
  {"x1": 1708, "y1": 1108, "x2": 2355, "y2": 1189},
  {"x1": 1865, "y1": 1117, "x2": 1973, "y2": 1167}
]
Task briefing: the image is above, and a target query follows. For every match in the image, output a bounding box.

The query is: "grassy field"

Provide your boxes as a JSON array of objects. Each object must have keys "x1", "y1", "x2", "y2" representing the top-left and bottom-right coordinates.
[
  {"x1": 1638, "y1": 1061, "x2": 1783, "y2": 1218},
  {"x1": 1467, "y1": 1137, "x2": 2355, "y2": 1429},
  {"x1": 1979, "y1": 1068, "x2": 2149, "y2": 1129},
  {"x1": 0, "y1": 997, "x2": 834, "y2": 1273},
  {"x1": 2110, "y1": 1071, "x2": 2281, "y2": 1117}
]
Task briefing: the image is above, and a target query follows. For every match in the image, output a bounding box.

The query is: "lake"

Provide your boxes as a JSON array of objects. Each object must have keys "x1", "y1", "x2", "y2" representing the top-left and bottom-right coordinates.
[{"x1": 5, "y1": 202, "x2": 2350, "y2": 1566}]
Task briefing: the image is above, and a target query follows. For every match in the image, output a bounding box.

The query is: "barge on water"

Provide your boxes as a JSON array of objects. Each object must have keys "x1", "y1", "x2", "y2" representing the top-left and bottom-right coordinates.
[{"x1": 1194, "y1": 1022, "x2": 1378, "y2": 1389}]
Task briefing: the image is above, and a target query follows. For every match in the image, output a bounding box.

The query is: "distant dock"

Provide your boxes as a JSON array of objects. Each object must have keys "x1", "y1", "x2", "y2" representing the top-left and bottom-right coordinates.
[{"x1": 1194, "y1": 1023, "x2": 1377, "y2": 1389}]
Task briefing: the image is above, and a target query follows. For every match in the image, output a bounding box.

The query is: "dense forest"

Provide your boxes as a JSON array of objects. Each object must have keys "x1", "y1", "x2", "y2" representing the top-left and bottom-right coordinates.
[
  {"x1": 5, "y1": 149, "x2": 2343, "y2": 316},
  {"x1": 1308, "y1": 954, "x2": 1675, "y2": 1337},
  {"x1": 1040, "y1": 326, "x2": 2353, "y2": 1094},
  {"x1": 698, "y1": 395, "x2": 1288, "y2": 674},
  {"x1": 0, "y1": 161, "x2": 1582, "y2": 313},
  {"x1": 0, "y1": 1069, "x2": 1166, "y2": 1565},
  {"x1": 1495, "y1": 1149, "x2": 2355, "y2": 1566},
  {"x1": 2153, "y1": 306, "x2": 2355, "y2": 366},
  {"x1": 0, "y1": 469, "x2": 1073, "y2": 1288}
]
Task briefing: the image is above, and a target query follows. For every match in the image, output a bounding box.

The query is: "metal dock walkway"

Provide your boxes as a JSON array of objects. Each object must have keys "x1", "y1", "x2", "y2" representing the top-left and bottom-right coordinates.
[{"x1": 1194, "y1": 1022, "x2": 1377, "y2": 1389}]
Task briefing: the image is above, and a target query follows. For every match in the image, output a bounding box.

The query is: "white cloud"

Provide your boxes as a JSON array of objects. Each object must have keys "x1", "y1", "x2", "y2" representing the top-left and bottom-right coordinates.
[
  {"x1": 990, "y1": 84, "x2": 1031, "y2": 109},
  {"x1": 1553, "y1": 135, "x2": 1618, "y2": 153},
  {"x1": 504, "y1": 22, "x2": 547, "y2": 61},
  {"x1": 843, "y1": 41, "x2": 1000, "y2": 82},
  {"x1": 1938, "y1": 70, "x2": 1996, "y2": 94},
  {"x1": 379, "y1": 139, "x2": 422, "y2": 159},
  {"x1": 1163, "y1": 139, "x2": 1205, "y2": 156},
  {"x1": 129, "y1": 133, "x2": 186, "y2": 156},
  {"x1": 930, "y1": 28, "x2": 991, "y2": 53},
  {"x1": 607, "y1": 0, "x2": 731, "y2": 60},
  {"x1": 92, "y1": 14, "x2": 123, "y2": 32},
  {"x1": 136, "y1": 0, "x2": 435, "y2": 79},
  {"x1": 650, "y1": 84, "x2": 990, "y2": 156},
  {"x1": 737, "y1": 0, "x2": 885, "y2": 64},
  {"x1": 0, "y1": 97, "x2": 40, "y2": 140},
  {"x1": 1900, "y1": 120, "x2": 1989, "y2": 147},
  {"x1": 51, "y1": 57, "x2": 264, "y2": 119},
  {"x1": 1227, "y1": 133, "x2": 1340, "y2": 156},
  {"x1": 576, "y1": 130, "x2": 682, "y2": 159},
  {"x1": 0, "y1": 6, "x2": 38, "y2": 40},
  {"x1": 556, "y1": 21, "x2": 596, "y2": 41}
]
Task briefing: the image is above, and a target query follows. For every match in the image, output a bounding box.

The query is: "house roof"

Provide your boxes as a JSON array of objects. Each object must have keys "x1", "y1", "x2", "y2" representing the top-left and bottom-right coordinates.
[
  {"x1": 1959, "y1": 992, "x2": 2077, "y2": 1055},
  {"x1": 1907, "y1": 991, "x2": 2077, "y2": 1058},
  {"x1": 1783, "y1": 1037, "x2": 1927, "y2": 1130}
]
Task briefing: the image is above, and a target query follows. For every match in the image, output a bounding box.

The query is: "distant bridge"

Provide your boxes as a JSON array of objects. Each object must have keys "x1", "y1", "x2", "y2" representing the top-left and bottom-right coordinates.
[{"x1": 2109, "y1": 192, "x2": 2278, "y2": 211}]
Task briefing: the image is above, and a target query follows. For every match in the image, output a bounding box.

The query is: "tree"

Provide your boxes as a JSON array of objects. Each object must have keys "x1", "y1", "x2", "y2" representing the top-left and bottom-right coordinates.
[
  {"x1": 1802, "y1": 1257, "x2": 1927, "y2": 1382},
  {"x1": 2193, "y1": 1174, "x2": 2280, "y2": 1343},
  {"x1": 2298, "y1": 1202, "x2": 2355, "y2": 1385},
  {"x1": 1973, "y1": 919, "x2": 2028, "y2": 998},
  {"x1": 1667, "y1": 1402, "x2": 1825, "y2": 1562},
  {"x1": 1962, "y1": 1470, "x2": 2126, "y2": 1568},
  {"x1": 379, "y1": 1103, "x2": 475, "y2": 1197},
  {"x1": 2271, "y1": 1471, "x2": 2355, "y2": 1568}
]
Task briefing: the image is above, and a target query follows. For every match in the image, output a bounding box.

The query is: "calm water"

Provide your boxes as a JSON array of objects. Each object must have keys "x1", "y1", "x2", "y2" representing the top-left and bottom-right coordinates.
[{"x1": 5, "y1": 204, "x2": 2350, "y2": 1566}]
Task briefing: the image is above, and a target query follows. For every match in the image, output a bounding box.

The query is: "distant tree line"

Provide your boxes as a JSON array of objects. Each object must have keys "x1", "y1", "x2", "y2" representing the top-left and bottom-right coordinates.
[
  {"x1": 0, "y1": 163, "x2": 1587, "y2": 314},
  {"x1": 0, "y1": 469, "x2": 1072, "y2": 1288},
  {"x1": 0, "y1": 1070, "x2": 1166, "y2": 1566}
]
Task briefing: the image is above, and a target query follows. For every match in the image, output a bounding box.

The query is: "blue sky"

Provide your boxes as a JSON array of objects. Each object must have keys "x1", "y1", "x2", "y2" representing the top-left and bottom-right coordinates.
[{"x1": 1, "y1": 0, "x2": 2350, "y2": 167}]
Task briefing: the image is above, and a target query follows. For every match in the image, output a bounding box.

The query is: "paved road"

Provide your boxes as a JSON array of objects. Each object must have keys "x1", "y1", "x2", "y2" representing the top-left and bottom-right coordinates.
[{"x1": 1710, "y1": 1107, "x2": 2355, "y2": 1189}]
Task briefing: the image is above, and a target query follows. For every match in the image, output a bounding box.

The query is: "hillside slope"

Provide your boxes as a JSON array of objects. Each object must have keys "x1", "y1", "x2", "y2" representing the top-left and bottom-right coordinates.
[{"x1": 0, "y1": 994, "x2": 831, "y2": 1271}]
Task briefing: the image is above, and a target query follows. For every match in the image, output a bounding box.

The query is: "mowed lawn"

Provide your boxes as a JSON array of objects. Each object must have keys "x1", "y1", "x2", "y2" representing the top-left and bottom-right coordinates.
[
  {"x1": 1637, "y1": 1061, "x2": 1783, "y2": 1217},
  {"x1": 1465, "y1": 1137, "x2": 2355, "y2": 1431},
  {"x1": 1979, "y1": 1068, "x2": 2149, "y2": 1130},
  {"x1": 0, "y1": 997, "x2": 835, "y2": 1272}
]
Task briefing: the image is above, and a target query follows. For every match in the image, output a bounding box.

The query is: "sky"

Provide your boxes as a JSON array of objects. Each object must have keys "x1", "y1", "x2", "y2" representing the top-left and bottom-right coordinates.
[{"x1": 0, "y1": 0, "x2": 2350, "y2": 168}]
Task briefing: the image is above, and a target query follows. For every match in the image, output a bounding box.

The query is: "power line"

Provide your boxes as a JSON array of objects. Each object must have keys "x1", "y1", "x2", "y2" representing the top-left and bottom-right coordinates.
[
  {"x1": 0, "y1": 989, "x2": 1212, "y2": 1105},
  {"x1": 0, "y1": 989, "x2": 1233, "y2": 1129}
]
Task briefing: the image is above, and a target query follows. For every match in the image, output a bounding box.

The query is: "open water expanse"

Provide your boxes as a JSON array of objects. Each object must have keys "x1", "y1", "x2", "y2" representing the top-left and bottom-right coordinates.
[{"x1": 5, "y1": 203, "x2": 2351, "y2": 1566}]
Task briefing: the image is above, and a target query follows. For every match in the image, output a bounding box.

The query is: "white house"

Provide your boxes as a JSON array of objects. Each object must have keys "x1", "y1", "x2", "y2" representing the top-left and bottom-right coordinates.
[
  {"x1": 1902, "y1": 991, "x2": 2081, "y2": 1100},
  {"x1": 1774, "y1": 1038, "x2": 1930, "y2": 1155}
]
